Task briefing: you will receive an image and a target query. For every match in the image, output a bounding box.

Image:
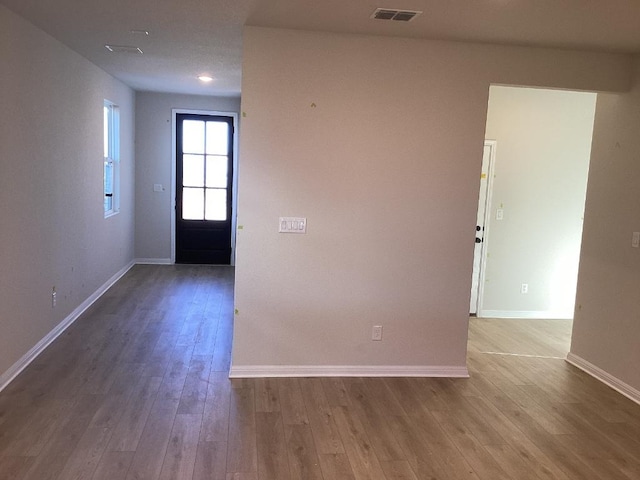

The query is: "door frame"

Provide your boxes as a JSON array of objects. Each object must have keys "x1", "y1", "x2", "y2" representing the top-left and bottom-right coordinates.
[
  {"x1": 171, "y1": 108, "x2": 239, "y2": 265},
  {"x1": 471, "y1": 139, "x2": 497, "y2": 317}
]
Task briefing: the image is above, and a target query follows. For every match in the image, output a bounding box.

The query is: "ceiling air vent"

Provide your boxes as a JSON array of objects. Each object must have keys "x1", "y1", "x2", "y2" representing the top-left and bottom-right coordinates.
[{"x1": 371, "y1": 8, "x2": 422, "y2": 22}]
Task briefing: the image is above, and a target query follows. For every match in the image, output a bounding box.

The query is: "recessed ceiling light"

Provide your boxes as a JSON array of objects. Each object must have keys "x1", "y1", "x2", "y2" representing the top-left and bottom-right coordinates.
[
  {"x1": 198, "y1": 75, "x2": 214, "y2": 83},
  {"x1": 105, "y1": 44, "x2": 143, "y2": 54},
  {"x1": 130, "y1": 29, "x2": 150, "y2": 35}
]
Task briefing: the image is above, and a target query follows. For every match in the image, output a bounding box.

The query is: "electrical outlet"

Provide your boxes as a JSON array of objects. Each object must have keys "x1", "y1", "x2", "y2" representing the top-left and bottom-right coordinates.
[
  {"x1": 372, "y1": 325, "x2": 383, "y2": 341},
  {"x1": 521, "y1": 283, "x2": 528, "y2": 294},
  {"x1": 632, "y1": 232, "x2": 640, "y2": 248}
]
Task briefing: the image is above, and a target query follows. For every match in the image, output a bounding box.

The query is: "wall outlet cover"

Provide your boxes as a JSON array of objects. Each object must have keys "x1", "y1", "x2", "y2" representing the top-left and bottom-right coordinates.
[{"x1": 372, "y1": 325, "x2": 383, "y2": 341}]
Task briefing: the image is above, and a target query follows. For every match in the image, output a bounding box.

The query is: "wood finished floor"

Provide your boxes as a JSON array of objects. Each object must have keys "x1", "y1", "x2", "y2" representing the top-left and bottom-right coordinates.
[{"x1": 1, "y1": 265, "x2": 639, "y2": 479}]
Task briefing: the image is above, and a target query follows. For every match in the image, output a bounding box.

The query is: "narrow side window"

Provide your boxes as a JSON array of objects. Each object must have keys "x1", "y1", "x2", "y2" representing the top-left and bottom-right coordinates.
[{"x1": 104, "y1": 100, "x2": 120, "y2": 217}]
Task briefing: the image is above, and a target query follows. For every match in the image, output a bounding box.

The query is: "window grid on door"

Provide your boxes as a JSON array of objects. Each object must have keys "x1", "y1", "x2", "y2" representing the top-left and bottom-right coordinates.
[{"x1": 181, "y1": 120, "x2": 229, "y2": 221}]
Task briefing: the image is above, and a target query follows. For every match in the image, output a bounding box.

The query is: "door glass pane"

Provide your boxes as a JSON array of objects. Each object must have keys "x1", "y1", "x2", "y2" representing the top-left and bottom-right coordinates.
[
  {"x1": 206, "y1": 122, "x2": 228, "y2": 155},
  {"x1": 183, "y1": 120, "x2": 205, "y2": 154},
  {"x1": 183, "y1": 154, "x2": 205, "y2": 187},
  {"x1": 183, "y1": 187, "x2": 204, "y2": 220},
  {"x1": 205, "y1": 188, "x2": 227, "y2": 221},
  {"x1": 206, "y1": 155, "x2": 228, "y2": 188}
]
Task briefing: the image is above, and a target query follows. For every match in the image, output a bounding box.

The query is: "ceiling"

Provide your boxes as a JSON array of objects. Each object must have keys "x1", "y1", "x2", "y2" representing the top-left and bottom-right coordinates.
[{"x1": 3, "y1": 0, "x2": 640, "y2": 97}]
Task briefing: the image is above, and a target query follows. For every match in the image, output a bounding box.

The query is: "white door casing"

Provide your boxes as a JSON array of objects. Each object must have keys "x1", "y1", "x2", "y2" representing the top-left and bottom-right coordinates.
[{"x1": 470, "y1": 141, "x2": 496, "y2": 315}]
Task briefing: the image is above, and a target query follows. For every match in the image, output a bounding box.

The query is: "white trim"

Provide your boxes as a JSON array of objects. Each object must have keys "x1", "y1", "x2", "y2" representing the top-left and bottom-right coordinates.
[
  {"x1": 229, "y1": 364, "x2": 469, "y2": 378},
  {"x1": 566, "y1": 353, "x2": 640, "y2": 406},
  {"x1": 478, "y1": 309, "x2": 572, "y2": 319},
  {"x1": 171, "y1": 110, "x2": 177, "y2": 263},
  {"x1": 135, "y1": 257, "x2": 172, "y2": 265},
  {"x1": 474, "y1": 140, "x2": 497, "y2": 315},
  {"x1": 103, "y1": 100, "x2": 120, "y2": 217},
  {"x1": 0, "y1": 261, "x2": 135, "y2": 393},
  {"x1": 171, "y1": 109, "x2": 239, "y2": 266},
  {"x1": 230, "y1": 112, "x2": 239, "y2": 266}
]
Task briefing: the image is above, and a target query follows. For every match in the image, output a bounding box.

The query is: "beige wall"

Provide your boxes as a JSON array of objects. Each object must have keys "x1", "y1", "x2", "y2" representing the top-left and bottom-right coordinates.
[
  {"x1": 232, "y1": 26, "x2": 631, "y2": 375},
  {"x1": 570, "y1": 57, "x2": 640, "y2": 393},
  {"x1": 0, "y1": 6, "x2": 135, "y2": 383},
  {"x1": 135, "y1": 92, "x2": 240, "y2": 261},
  {"x1": 482, "y1": 86, "x2": 596, "y2": 318}
]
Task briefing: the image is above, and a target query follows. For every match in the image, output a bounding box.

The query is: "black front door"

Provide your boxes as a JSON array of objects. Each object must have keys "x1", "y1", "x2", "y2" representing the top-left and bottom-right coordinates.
[{"x1": 176, "y1": 114, "x2": 234, "y2": 264}]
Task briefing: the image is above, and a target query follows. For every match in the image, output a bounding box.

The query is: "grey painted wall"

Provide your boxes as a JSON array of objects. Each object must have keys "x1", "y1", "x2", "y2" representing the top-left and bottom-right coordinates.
[
  {"x1": 571, "y1": 56, "x2": 640, "y2": 393},
  {"x1": 134, "y1": 92, "x2": 240, "y2": 261},
  {"x1": 232, "y1": 27, "x2": 631, "y2": 374},
  {"x1": 0, "y1": 6, "x2": 135, "y2": 380},
  {"x1": 481, "y1": 86, "x2": 596, "y2": 319}
]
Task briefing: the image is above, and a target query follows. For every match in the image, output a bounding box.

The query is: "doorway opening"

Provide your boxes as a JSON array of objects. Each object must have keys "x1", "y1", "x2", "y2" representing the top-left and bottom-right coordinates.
[
  {"x1": 469, "y1": 85, "x2": 597, "y2": 356},
  {"x1": 172, "y1": 110, "x2": 238, "y2": 265}
]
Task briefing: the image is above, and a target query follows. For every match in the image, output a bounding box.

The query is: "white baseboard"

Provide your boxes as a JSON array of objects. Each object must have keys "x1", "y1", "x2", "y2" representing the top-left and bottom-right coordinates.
[
  {"x1": 0, "y1": 261, "x2": 135, "y2": 393},
  {"x1": 229, "y1": 364, "x2": 469, "y2": 378},
  {"x1": 135, "y1": 258, "x2": 172, "y2": 265},
  {"x1": 479, "y1": 309, "x2": 572, "y2": 320},
  {"x1": 566, "y1": 353, "x2": 640, "y2": 406}
]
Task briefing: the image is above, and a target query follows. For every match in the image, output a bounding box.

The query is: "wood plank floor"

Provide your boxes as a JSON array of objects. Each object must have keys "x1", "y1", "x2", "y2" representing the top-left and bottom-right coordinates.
[{"x1": 1, "y1": 265, "x2": 639, "y2": 479}]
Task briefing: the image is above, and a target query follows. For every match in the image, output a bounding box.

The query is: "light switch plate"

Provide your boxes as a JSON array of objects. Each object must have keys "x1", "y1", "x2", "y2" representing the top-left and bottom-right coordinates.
[{"x1": 279, "y1": 217, "x2": 307, "y2": 234}]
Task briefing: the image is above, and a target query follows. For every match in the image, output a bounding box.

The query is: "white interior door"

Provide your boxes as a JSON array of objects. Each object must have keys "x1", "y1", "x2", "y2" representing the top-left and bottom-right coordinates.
[{"x1": 470, "y1": 141, "x2": 495, "y2": 314}]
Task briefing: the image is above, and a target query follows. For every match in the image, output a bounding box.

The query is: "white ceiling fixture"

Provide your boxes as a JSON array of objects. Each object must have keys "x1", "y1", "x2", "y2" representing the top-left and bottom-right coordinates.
[
  {"x1": 371, "y1": 8, "x2": 422, "y2": 22},
  {"x1": 198, "y1": 75, "x2": 214, "y2": 83},
  {"x1": 104, "y1": 44, "x2": 143, "y2": 54}
]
